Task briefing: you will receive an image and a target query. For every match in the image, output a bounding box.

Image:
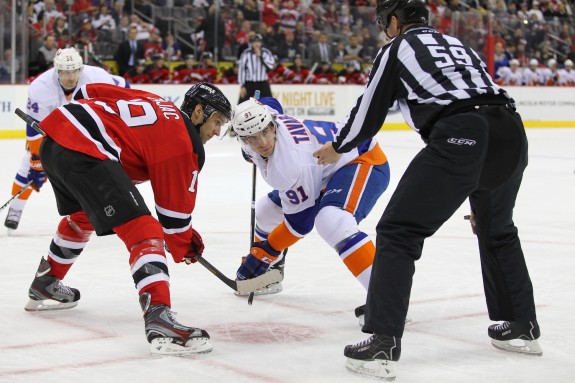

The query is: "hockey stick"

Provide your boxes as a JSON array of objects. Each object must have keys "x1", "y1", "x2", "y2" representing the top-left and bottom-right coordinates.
[
  {"x1": 304, "y1": 62, "x2": 319, "y2": 84},
  {"x1": 246, "y1": 89, "x2": 261, "y2": 305},
  {"x1": 15, "y1": 108, "x2": 45, "y2": 135},
  {"x1": 0, "y1": 181, "x2": 33, "y2": 213},
  {"x1": 196, "y1": 255, "x2": 282, "y2": 295}
]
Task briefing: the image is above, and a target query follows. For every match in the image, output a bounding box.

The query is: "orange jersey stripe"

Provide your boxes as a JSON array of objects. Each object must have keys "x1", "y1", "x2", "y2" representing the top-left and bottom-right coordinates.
[
  {"x1": 342, "y1": 241, "x2": 375, "y2": 277},
  {"x1": 268, "y1": 221, "x2": 302, "y2": 251},
  {"x1": 344, "y1": 163, "x2": 371, "y2": 215}
]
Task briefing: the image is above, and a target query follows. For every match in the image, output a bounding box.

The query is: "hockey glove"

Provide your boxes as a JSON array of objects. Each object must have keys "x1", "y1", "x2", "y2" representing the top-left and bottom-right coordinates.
[
  {"x1": 183, "y1": 228, "x2": 205, "y2": 264},
  {"x1": 236, "y1": 240, "x2": 281, "y2": 280},
  {"x1": 28, "y1": 155, "x2": 46, "y2": 191}
]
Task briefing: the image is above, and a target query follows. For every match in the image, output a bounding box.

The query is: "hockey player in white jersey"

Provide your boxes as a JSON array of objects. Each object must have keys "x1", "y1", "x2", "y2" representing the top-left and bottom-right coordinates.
[
  {"x1": 522, "y1": 59, "x2": 544, "y2": 86},
  {"x1": 557, "y1": 59, "x2": 575, "y2": 86},
  {"x1": 231, "y1": 97, "x2": 390, "y2": 311},
  {"x1": 3, "y1": 48, "x2": 121, "y2": 232},
  {"x1": 496, "y1": 59, "x2": 524, "y2": 86}
]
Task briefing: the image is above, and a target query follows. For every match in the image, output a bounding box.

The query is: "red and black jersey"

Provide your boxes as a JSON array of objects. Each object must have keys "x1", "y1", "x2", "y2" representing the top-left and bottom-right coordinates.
[
  {"x1": 219, "y1": 67, "x2": 238, "y2": 84},
  {"x1": 191, "y1": 64, "x2": 218, "y2": 83},
  {"x1": 40, "y1": 84, "x2": 204, "y2": 262},
  {"x1": 123, "y1": 68, "x2": 151, "y2": 84},
  {"x1": 268, "y1": 64, "x2": 292, "y2": 83},
  {"x1": 146, "y1": 65, "x2": 170, "y2": 84},
  {"x1": 313, "y1": 68, "x2": 335, "y2": 84},
  {"x1": 286, "y1": 66, "x2": 311, "y2": 84},
  {"x1": 171, "y1": 65, "x2": 196, "y2": 84}
]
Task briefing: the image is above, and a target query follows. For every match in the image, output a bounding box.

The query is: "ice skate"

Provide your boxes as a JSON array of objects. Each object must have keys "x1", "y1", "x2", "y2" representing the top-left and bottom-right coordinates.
[
  {"x1": 140, "y1": 293, "x2": 212, "y2": 356},
  {"x1": 4, "y1": 206, "x2": 23, "y2": 233},
  {"x1": 355, "y1": 305, "x2": 412, "y2": 327},
  {"x1": 235, "y1": 251, "x2": 286, "y2": 297},
  {"x1": 488, "y1": 320, "x2": 542, "y2": 356},
  {"x1": 25, "y1": 257, "x2": 80, "y2": 311},
  {"x1": 344, "y1": 333, "x2": 400, "y2": 381}
]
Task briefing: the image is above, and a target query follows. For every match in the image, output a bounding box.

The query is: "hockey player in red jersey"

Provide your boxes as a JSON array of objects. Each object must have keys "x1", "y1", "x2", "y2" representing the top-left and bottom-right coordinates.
[{"x1": 24, "y1": 82, "x2": 232, "y2": 356}]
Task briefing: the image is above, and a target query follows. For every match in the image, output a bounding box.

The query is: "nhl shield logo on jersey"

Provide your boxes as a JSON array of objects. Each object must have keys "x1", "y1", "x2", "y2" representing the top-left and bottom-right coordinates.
[{"x1": 104, "y1": 205, "x2": 116, "y2": 217}]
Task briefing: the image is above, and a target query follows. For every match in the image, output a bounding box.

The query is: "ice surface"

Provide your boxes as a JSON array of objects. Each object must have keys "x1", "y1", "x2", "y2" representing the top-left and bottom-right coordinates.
[{"x1": 0, "y1": 128, "x2": 574, "y2": 382}]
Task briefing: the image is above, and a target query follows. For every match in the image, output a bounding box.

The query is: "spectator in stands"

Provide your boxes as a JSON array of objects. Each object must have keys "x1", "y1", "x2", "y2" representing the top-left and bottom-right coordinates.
[
  {"x1": 336, "y1": 60, "x2": 366, "y2": 85},
  {"x1": 92, "y1": 4, "x2": 117, "y2": 32},
  {"x1": 37, "y1": 0, "x2": 64, "y2": 28},
  {"x1": 313, "y1": 61, "x2": 336, "y2": 84},
  {"x1": 493, "y1": 41, "x2": 510, "y2": 80},
  {"x1": 278, "y1": 0, "x2": 300, "y2": 33},
  {"x1": 123, "y1": 58, "x2": 150, "y2": 84},
  {"x1": 235, "y1": 20, "x2": 252, "y2": 58},
  {"x1": 52, "y1": 16, "x2": 69, "y2": 45},
  {"x1": 344, "y1": 35, "x2": 366, "y2": 64},
  {"x1": 302, "y1": 6, "x2": 318, "y2": 37},
  {"x1": 239, "y1": 0, "x2": 261, "y2": 22},
  {"x1": 307, "y1": 32, "x2": 332, "y2": 66},
  {"x1": 115, "y1": 26, "x2": 145, "y2": 75},
  {"x1": 194, "y1": 4, "x2": 226, "y2": 60},
  {"x1": 74, "y1": 19, "x2": 98, "y2": 45},
  {"x1": 163, "y1": 32, "x2": 182, "y2": 62},
  {"x1": 146, "y1": 53, "x2": 170, "y2": 84},
  {"x1": 262, "y1": 0, "x2": 280, "y2": 28},
  {"x1": 111, "y1": 0, "x2": 126, "y2": 26},
  {"x1": 37, "y1": 33, "x2": 58, "y2": 73},
  {"x1": 219, "y1": 61, "x2": 239, "y2": 84},
  {"x1": 528, "y1": 1, "x2": 545, "y2": 21},
  {"x1": 333, "y1": 40, "x2": 347, "y2": 64},
  {"x1": 172, "y1": 54, "x2": 197, "y2": 84},
  {"x1": 276, "y1": 30, "x2": 302, "y2": 63},
  {"x1": 558, "y1": 59, "x2": 575, "y2": 86},
  {"x1": 0, "y1": 48, "x2": 19, "y2": 83},
  {"x1": 143, "y1": 29, "x2": 164, "y2": 60},
  {"x1": 129, "y1": 14, "x2": 154, "y2": 40},
  {"x1": 71, "y1": 0, "x2": 98, "y2": 19}
]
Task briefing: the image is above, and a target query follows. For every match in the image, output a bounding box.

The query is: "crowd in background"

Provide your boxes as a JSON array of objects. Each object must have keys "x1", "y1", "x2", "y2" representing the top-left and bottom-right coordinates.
[{"x1": 0, "y1": 0, "x2": 574, "y2": 85}]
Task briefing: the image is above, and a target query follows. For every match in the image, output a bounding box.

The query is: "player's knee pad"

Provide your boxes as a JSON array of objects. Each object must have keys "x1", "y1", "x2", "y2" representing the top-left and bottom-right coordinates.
[
  {"x1": 315, "y1": 205, "x2": 359, "y2": 248},
  {"x1": 114, "y1": 215, "x2": 164, "y2": 252},
  {"x1": 254, "y1": 194, "x2": 284, "y2": 239}
]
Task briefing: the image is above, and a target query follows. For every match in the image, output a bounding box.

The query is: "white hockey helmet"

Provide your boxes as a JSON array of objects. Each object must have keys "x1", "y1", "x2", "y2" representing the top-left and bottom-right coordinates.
[
  {"x1": 547, "y1": 58, "x2": 557, "y2": 67},
  {"x1": 54, "y1": 48, "x2": 83, "y2": 71},
  {"x1": 565, "y1": 59, "x2": 574, "y2": 68},
  {"x1": 231, "y1": 98, "x2": 274, "y2": 137},
  {"x1": 510, "y1": 59, "x2": 520, "y2": 66},
  {"x1": 529, "y1": 58, "x2": 538, "y2": 67}
]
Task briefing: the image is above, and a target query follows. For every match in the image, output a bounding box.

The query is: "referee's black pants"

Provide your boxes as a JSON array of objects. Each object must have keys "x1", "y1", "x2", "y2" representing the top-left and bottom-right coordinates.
[
  {"x1": 364, "y1": 105, "x2": 536, "y2": 338},
  {"x1": 239, "y1": 81, "x2": 272, "y2": 103}
]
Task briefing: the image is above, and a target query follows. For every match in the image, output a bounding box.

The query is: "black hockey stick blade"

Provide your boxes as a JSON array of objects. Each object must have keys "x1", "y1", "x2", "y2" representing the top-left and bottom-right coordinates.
[
  {"x1": 15, "y1": 108, "x2": 45, "y2": 135},
  {"x1": 196, "y1": 255, "x2": 282, "y2": 295}
]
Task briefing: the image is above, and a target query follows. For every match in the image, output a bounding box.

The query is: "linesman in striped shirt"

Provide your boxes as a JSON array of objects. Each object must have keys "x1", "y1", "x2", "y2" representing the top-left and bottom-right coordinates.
[
  {"x1": 238, "y1": 33, "x2": 275, "y2": 103},
  {"x1": 314, "y1": 0, "x2": 541, "y2": 379}
]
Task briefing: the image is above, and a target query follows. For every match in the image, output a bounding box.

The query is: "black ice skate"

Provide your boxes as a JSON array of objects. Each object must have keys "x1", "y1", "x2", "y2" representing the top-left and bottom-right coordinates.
[
  {"x1": 488, "y1": 320, "x2": 542, "y2": 356},
  {"x1": 24, "y1": 257, "x2": 80, "y2": 311},
  {"x1": 344, "y1": 333, "x2": 401, "y2": 381},
  {"x1": 140, "y1": 292, "x2": 212, "y2": 356}
]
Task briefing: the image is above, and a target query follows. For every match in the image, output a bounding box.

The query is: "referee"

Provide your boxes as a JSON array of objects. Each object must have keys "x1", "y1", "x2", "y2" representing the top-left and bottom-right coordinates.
[
  {"x1": 238, "y1": 33, "x2": 275, "y2": 103},
  {"x1": 314, "y1": 0, "x2": 540, "y2": 379}
]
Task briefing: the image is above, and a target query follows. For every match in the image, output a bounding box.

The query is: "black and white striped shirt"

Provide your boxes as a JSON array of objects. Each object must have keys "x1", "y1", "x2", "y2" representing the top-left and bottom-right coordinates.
[
  {"x1": 238, "y1": 46, "x2": 275, "y2": 84},
  {"x1": 334, "y1": 25, "x2": 511, "y2": 153}
]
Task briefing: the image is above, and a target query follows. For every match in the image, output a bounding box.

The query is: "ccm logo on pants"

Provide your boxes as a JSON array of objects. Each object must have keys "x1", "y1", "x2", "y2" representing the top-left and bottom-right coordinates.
[{"x1": 447, "y1": 138, "x2": 476, "y2": 146}]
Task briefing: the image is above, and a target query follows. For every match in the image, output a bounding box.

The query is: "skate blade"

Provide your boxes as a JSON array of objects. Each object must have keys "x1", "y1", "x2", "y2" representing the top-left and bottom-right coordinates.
[
  {"x1": 24, "y1": 298, "x2": 78, "y2": 312},
  {"x1": 491, "y1": 339, "x2": 543, "y2": 356},
  {"x1": 235, "y1": 282, "x2": 283, "y2": 297},
  {"x1": 345, "y1": 358, "x2": 396, "y2": 381},
  {"x1": 150, "y1": 337, "x2": 213, "y2": 356}
]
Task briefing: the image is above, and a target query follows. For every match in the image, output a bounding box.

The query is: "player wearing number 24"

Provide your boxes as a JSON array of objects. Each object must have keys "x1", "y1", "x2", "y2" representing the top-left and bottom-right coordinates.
[
  {"x1": 231, "y1": 97, "x2": 391, "y2": 305},
  {"x1": 23, "y1": 82, "x2": 233, "y2": 356}
]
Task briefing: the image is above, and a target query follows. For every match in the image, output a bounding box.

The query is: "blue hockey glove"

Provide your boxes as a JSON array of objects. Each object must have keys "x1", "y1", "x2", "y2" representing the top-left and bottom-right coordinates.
[
  {"x1": 236, "y1": 240, "x2": 281, "y2": 280},
  {"x1": 28, "y1": 155, "x2": 46, "y2": 191}
]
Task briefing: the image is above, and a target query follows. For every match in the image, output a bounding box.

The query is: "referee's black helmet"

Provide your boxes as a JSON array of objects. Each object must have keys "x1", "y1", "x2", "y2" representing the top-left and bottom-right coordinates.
[{"x1": 376, "y1": 0, "x2": 428, "y2": 30}]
